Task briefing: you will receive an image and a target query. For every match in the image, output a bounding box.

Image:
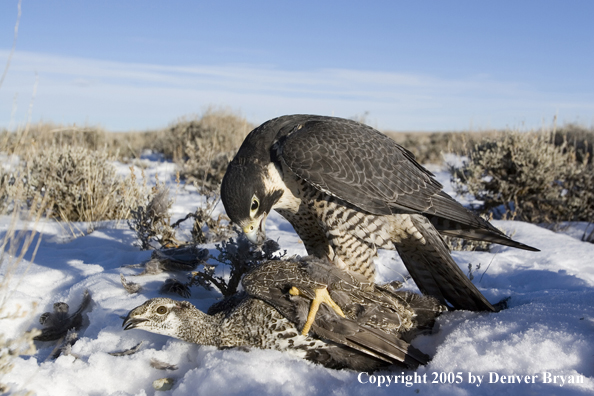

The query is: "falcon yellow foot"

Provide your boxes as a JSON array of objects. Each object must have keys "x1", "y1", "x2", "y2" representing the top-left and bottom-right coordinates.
[{"x1": 289, "y1": 286, "x2": 345, "y2": 335}]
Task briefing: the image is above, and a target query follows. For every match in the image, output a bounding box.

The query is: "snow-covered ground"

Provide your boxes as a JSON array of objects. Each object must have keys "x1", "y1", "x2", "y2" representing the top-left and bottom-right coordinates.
[{"x1": 1, "y1": 154, "x2": 593, "y2": 396}]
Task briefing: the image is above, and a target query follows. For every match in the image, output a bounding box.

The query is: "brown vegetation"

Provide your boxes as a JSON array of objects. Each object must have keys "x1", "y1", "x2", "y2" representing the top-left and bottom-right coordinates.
[
  {"x1": 149, "y1": 108, "x2": 252, "y2": 191},
  {"x1": 449, "y1": 125, "x2": 594, "y2": 226}
]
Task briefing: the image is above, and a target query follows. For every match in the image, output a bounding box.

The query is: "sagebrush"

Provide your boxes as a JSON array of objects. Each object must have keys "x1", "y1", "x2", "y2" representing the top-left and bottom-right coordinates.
[
  {"x1": 128, "y1": 182, "x2": 234, "y2": 250},
  {"x1": 450, "y1": 128, "x2": 594, "y2": 224},
  {"x1": 150, "y1": 108, "x2": 251, "y2": 191},
  {"x1": 21, "y1": 145, "x2": 146, "y2": 225}
]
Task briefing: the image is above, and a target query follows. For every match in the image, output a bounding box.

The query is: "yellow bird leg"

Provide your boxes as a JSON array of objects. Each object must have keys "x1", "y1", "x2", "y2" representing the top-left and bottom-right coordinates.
[{"x1": 298, "y1": 287, "x2": 345, "y2": 336}]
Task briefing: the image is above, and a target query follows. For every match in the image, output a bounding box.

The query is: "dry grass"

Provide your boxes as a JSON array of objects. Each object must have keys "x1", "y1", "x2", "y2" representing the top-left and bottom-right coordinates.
[
  {"x1": 553, "y1": 123, "x2": 594, "y2": 164},
  {"x1": 0, "y1": 2, "x2": 43, "y2": 390},
  {"x1": 0, "y1": 123, "x2": 46, "y2": 396},
  {"x1": 151, "y1": 107, "x2": 252, "y2": 160},
  {"x1": 449, "y1": 126, "x2": 594, "y2": 226},
  {"x1": 0, "y1": 198, "x2": 45, "y2": 393},
  {"x1": 22, "y1": 145, "x2": 146, "y2": 225},
  {"x1": 386, "y1": 124, "x2": 594, "y2": 165},
  {"x1": 128, "y1": 181, "x2": 235, "y2": 250},
  {"x1": 128, "y1": 184, "x2": 179, "y2": 250},
  {"x1": 0, "y1": 122, "x2": 158, "y2": 163},
  {"x1": 385, "y1": 129, "x2": 505, "y2": 164},
  {"x1": 1, "y1": 107, "x2": 251, "y2": 252},
  {"x1": 4, "y1": 112, "x2": 592, "y2": 231}
]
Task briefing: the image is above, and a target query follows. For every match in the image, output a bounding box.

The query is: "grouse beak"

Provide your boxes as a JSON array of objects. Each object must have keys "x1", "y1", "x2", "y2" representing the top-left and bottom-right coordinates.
[
  {"x1": 122, "y1": 312, "x2": 148, "y2": 330},
  {"x1": 243, "y1": 213, "x2": 267, "y2": 245}
]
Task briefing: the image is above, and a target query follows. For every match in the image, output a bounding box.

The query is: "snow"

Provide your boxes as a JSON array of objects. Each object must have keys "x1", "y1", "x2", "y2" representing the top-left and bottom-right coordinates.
[{"x1": 1, "y1": 155, "x2": 593, "y2": 395}]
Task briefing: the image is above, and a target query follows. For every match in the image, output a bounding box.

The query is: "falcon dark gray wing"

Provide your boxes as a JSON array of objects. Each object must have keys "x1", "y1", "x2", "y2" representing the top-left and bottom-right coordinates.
[
  {"x1": 275, "y1": 116, "x2": 538, "y2": 251},
  {"x1": 275, "y1": 116, "x2": 443, "y2": 215}
]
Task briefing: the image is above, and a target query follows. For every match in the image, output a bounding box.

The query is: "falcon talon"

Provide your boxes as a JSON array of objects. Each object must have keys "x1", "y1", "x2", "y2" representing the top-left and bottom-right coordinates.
[{"x1": 301, "y1": 287, "x2": 345, "y2": 336}]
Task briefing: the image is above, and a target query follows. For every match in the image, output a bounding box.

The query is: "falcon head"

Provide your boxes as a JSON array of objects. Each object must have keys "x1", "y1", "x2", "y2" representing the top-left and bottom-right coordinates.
[{"x1": 221, "y1": 159, "x2": 284, "y2": 245}]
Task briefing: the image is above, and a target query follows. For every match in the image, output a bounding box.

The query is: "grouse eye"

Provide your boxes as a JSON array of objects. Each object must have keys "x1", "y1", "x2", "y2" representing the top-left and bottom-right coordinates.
[{"x1": 156, "y1": 306, "x2": 167, "y2": 315}]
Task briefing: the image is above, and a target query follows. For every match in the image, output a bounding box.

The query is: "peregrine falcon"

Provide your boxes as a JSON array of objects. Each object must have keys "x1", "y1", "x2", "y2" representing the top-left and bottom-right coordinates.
[
  {"x1": 220, "y1": 115, "x2": 538, "y2": 313},
  {"x1": 123, "y1": 257, "x2": 443, "y2": 370}
]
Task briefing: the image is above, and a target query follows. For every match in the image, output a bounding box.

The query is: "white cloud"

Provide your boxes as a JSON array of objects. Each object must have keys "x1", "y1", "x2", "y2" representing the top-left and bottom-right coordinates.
[{"x1": 0, "y1": 50, "x2": 592, "y2": 131}]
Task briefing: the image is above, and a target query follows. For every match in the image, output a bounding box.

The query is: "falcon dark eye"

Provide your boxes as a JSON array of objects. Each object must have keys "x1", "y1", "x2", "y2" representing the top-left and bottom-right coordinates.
[
  {"x1": 250, "y1": 195, "x2": 260, "y2": 217},
  {"x1": 156, "y1": 306, "x2": 167, "y2": 315}
]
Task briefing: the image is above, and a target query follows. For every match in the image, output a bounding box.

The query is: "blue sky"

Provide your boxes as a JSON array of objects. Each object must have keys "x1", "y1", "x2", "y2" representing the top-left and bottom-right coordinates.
[{"x1": 0, "y1": 0, "x2": 592, "y2": 131}]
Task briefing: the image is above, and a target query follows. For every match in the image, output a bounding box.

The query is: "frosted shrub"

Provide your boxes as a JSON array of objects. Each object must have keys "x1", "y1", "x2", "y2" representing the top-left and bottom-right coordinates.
[
  {"x1": 128, "y1": 182, "x2": 234, "y2": 250},
  {"x1": 23, "y1": 145, "x2": 144, "y2": 223},
  {"x1": 450, "y1": 130, "x2": 594, "y2": 225},
  {"x1": 152, "y1": 108, "x2": 251, "y2": 192}
]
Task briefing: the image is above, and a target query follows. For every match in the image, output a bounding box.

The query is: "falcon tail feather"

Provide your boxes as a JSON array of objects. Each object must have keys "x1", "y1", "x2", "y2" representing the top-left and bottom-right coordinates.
[{"x1": 395, "y1": 215, "x2": 497, "y2": 312}]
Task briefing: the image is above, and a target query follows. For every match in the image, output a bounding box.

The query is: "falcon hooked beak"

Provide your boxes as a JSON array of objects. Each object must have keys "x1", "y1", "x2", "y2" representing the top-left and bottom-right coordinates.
[{"x1": 242, "y1": 212, "x2": 268, "y2": 245}]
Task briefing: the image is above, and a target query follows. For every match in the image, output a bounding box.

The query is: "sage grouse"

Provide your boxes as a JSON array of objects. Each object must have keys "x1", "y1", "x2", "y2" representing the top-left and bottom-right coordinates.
[{"x1": 123, "y1": 257, "x2": 444, "y2": 371}]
